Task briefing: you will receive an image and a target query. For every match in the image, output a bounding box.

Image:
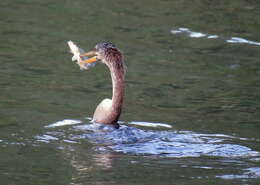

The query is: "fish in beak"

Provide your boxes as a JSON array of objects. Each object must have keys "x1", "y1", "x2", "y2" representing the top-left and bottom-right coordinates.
[
  {"x1": 67, "y1": 41, "x2": 98, "y2": 70},
  {"x1": 80, "y1": 50, "x2": 98, "y2": 64}
]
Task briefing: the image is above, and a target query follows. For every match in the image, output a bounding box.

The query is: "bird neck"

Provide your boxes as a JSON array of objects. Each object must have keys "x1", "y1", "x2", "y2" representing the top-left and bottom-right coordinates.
[{"x1": 110, "y1": 65, "x2": 125, "y2": 117}]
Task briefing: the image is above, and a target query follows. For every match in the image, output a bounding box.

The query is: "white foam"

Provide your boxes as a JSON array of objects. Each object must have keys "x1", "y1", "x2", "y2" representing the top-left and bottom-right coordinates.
[
  {"x1": 217, "y1": 167, "x2": 260, "y2": 180},
  {"x1": 171, "y1": 27, "x2": 207, "y2": 38},
  {"x1": 45, "y1": 119, "x2": 82, "y2": 128},
  {"x1": 226, "y1": 37, "x2": 260, "y2": 46},
  {"x1": 35, "y1": 134, "x2": 59, "y2": 143},
  {"x1": 207, "y1": 35, "x2": 219, "y2": 39},
  {"x1": 189, "y1": 32, "x2": 206, "y2": 38},
  {"x1": 245, "y1": 167, "x2": 260, "y2": 177},
  {"x1": 128, "y1": 121, "x2": 172, "y2": 128}
]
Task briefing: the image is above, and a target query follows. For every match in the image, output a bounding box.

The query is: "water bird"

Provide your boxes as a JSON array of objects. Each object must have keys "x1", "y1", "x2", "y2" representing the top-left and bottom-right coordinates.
[{"x1": 77, "y1": 42, "x2": 125, "y2": 129}]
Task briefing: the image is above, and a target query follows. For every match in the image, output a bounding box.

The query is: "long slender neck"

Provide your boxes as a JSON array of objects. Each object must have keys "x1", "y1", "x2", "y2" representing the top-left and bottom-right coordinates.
[{"x1": 110, "y1": 65, "x2": 125, "y2": 117}]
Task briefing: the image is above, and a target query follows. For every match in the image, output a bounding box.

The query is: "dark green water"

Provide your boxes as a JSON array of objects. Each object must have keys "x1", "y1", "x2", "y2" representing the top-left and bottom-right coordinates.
[{"x1": 1, "y1": 0, "x2": 260, "y2": 184}]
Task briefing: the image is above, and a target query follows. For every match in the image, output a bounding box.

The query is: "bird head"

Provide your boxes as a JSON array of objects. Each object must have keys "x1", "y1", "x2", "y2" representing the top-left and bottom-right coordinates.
[{"x1": 82, "y1": 42, "x2": 124, "y2": 70}]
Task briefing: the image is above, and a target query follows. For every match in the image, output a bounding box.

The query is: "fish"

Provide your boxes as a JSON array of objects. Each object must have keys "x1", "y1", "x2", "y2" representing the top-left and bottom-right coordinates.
[{"x1": 67, "y1": 41, "x2": 96, "y2": 70}]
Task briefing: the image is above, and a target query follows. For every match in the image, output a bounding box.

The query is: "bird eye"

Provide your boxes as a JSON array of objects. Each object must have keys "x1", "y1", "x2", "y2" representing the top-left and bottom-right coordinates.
[
  {"x1": 106, "y1": 42, "x2": 116, "y2": 48},
  {"x1": 96, "y1": 42, "x2": 116, "y2": 50}
]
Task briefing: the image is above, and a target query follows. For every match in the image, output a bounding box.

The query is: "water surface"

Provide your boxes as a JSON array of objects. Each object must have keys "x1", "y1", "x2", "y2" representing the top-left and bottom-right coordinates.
[{"x1": 1, "y1": 0, "x2": 260, "y2": 184}]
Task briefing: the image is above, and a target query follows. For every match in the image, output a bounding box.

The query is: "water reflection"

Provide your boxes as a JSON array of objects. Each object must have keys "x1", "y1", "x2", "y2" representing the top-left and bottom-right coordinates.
[
  {"x1": 30, "y1": 119, "x2": 260, "y2": 183},
  {"x1": 1, "y1": 0, "x2": 260, "y2": 184},
  {"x1": 93, "y1": 153, "x2": 114, "y2": 169},
  {"x1": 44, "y1": 132, "x2": 119, "y2": 185}
]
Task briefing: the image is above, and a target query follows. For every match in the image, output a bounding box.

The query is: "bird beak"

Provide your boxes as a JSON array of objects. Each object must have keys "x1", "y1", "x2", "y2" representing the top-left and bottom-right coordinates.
[{"x1": 80, "y1": 50, "x2": 98, "y2": 64}]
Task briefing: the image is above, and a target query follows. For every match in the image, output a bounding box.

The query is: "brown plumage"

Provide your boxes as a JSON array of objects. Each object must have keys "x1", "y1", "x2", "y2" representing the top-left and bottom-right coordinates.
[{"x1": 81, "y1": 42, "x2": 126, "y2": 129}]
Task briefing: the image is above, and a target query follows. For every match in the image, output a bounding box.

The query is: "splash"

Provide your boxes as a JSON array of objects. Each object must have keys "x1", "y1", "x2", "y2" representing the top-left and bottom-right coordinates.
[
  {"x1": 37, "y1": 120, "x2": 260, "y2": 158},
  {"x1": 127, "y1": 121, "x2": 172, "y2": 128},
  {"x1": 45, "y1": 119, "x2": 82, "y2": 128}
]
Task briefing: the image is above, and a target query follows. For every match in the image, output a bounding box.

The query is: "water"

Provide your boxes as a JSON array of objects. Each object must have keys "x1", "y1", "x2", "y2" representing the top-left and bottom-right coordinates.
[
  {"x1": 39, "y1": 119, "x2": 259, "y2": 158},
  {"x1": 1, "y1": 0, "x2": 260, "y2": 184}
]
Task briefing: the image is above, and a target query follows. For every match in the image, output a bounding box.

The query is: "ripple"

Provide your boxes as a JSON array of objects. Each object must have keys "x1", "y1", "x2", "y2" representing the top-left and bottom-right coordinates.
[
  {"x1": 127, "y1": 121, "x2": 172, "y2": 128},
  {"x1": 217, "y1": 167, "x2": 260, "y2": 179},
  {"x1": 227, "y1": 37, "x2": 260, "y2": 46},
  {"x1": 171, "y1": 27, "x2": 260, "y2": 46},
  {"x1": 245, "y1": 167, "x2": 260, "y2": 178},
  {"x1": 39, "y1": 121, "x2": 260, "y2": 158},
  {"x1": 171, "y1": 27, "x2": 218, "y2": 39},
  {"x1": 45, "y1": 119, "x2": 82, "y2": 128},
  {"x1": 35, "y1": 134, "x2": 59, "y2": 143}
]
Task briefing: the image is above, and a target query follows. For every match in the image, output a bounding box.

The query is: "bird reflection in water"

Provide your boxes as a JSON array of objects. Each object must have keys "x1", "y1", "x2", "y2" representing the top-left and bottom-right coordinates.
[{"x1": 59, "y1": 142, "x2": 119, "y2": 184}]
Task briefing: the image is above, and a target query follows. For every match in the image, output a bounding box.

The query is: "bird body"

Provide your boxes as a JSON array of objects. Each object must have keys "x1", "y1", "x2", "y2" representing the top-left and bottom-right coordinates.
[
  {"x1": 93, "y1": 98, "x2": 113, "y2": 125},
  {"x1": 70, "y1": 42, "x2": 125, "y2": 129}
]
